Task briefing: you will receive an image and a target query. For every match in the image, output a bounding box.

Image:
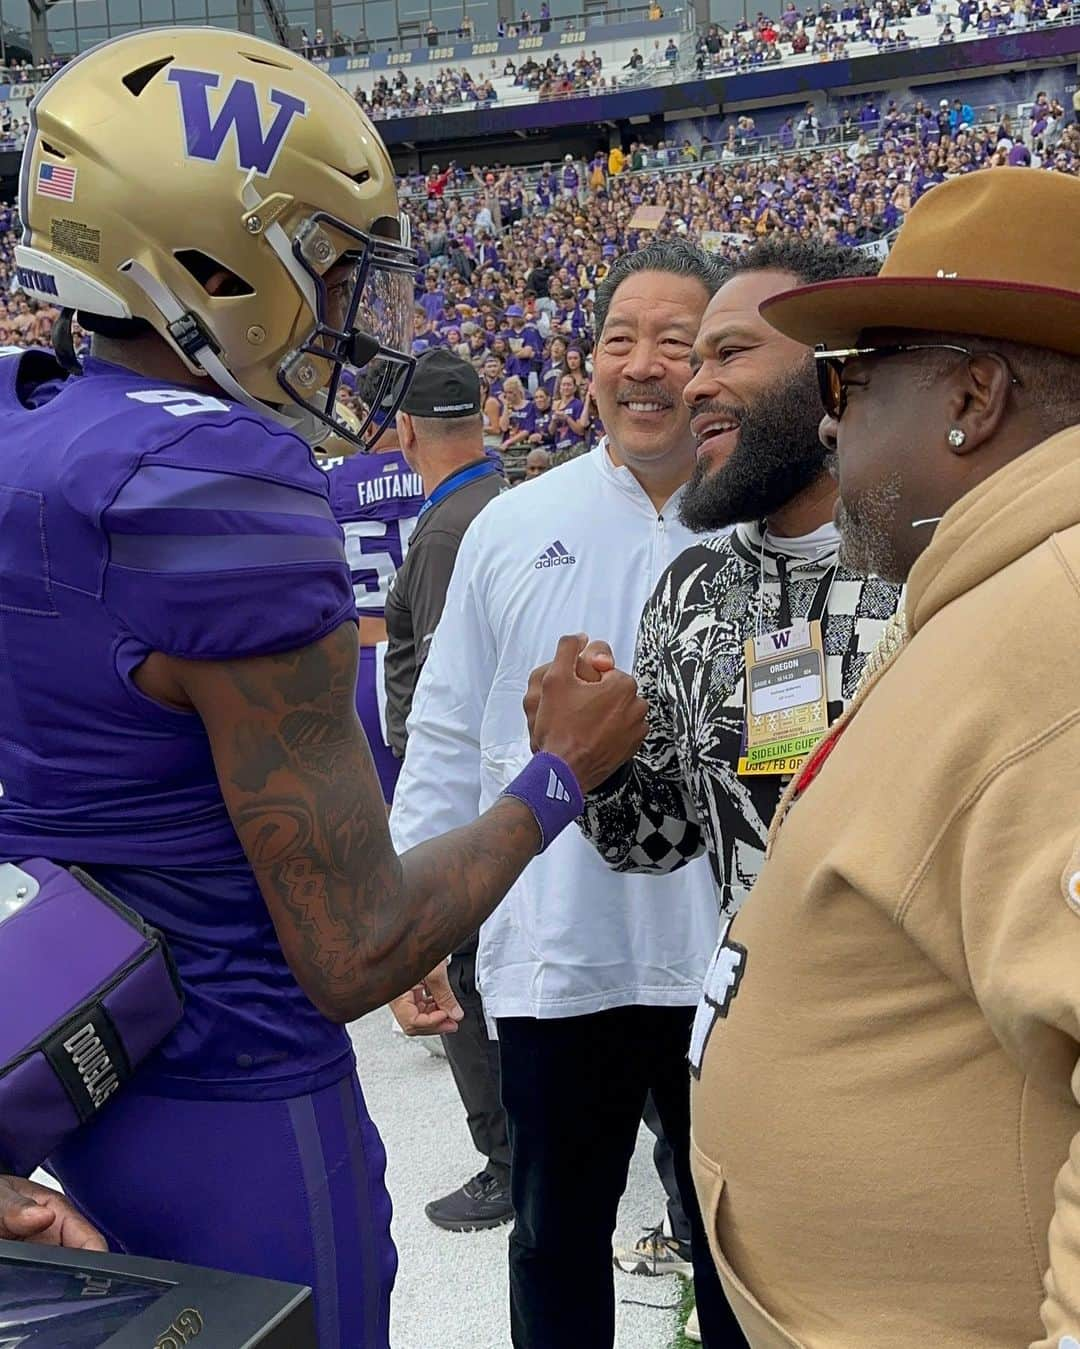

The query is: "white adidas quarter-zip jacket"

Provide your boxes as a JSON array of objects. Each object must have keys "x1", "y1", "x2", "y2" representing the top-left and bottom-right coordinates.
[{"x1": 390, "y1": 443, "x2": 719, "y2": 1021}]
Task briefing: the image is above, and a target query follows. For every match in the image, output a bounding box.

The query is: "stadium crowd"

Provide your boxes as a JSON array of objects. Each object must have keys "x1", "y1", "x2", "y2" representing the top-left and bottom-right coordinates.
[
  {"x1": 0, "y1": 57, "x2": 65, "y2": 83},
  {"x1": 0, "y1": 88, "x2": 1077, "y2": 476},
  {"x1": 694, "y1": 0, "x2": 1080, "y2": 69},
  {"x1": 329, "y1": 0, "x2": 1080, "y2": 122},
  {"x1": 306, "y1": 0, "x2": 1080, "y2": 80},
  {"x1": 356, "y1": 66, "x2": 500, "y2": 118},
  {"x1": 376, "y1": 96, "x2": 1075, "y2": 469},
  {"x1": 354, "y1": 48, "x2": 621, "y2": 118}
]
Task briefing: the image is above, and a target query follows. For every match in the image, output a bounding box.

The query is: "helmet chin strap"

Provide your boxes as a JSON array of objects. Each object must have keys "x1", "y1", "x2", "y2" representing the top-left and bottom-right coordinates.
[
  {"x1": 52, "y1": 308, "x2": 83, "y2": 376},
  {"x1": 119, "y1": 257, "x2": 330, "y2": 447}
]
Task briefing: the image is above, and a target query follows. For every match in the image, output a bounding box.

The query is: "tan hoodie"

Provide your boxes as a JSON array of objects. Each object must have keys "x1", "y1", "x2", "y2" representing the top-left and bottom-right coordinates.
[{"x1": 691, "y1": 425, "x2": 1080, "y2": 1348}]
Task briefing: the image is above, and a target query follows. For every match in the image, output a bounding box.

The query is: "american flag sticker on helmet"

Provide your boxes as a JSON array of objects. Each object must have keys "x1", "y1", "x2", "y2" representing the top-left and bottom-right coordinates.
[{"x1": 37, "y1": 163, "x2": 77, "y2": 202}]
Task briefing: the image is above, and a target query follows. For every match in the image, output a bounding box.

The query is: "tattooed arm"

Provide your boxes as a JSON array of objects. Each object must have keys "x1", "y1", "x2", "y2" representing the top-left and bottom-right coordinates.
[{"x1": 142, "y1": 625, "x2": 646, "y2": 1023}]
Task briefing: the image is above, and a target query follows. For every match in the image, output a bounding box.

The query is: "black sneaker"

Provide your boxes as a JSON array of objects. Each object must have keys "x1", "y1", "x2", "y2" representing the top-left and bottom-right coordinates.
[{"x1": 424, "y1": 1170, "x2": 513, "y2": 1232}]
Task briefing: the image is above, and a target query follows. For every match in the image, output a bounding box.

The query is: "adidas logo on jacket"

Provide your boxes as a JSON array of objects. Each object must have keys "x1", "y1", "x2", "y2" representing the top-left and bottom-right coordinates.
[{"x1": 535, "y1": 540, "x2": 575, "y2": 569}]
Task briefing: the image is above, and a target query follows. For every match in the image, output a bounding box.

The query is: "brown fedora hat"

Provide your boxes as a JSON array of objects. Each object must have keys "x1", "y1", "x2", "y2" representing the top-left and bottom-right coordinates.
[{"x1": 761, "y1": 168, "x2": 1080, "y2": 357}]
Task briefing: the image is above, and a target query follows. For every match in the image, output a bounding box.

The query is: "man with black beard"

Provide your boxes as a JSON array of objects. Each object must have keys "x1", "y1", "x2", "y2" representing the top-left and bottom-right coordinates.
[{"x1": 531, "y1": 238, "x2": 904, "y2": 1076}]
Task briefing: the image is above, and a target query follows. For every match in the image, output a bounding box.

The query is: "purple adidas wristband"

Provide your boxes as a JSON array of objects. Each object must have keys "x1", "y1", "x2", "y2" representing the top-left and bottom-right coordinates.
[{"x1": 501, "y1": 751, "x2": 585, "y2": 853}]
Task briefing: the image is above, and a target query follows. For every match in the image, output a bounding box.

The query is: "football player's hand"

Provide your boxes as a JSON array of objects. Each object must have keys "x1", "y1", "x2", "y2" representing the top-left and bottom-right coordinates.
[
  {"x1": 524, "y1": 634, "x2": 646, "y2": 791},
  {"x1": 525, "y1": 637, "x2": 616, "y2": 729},
  {"x1": 0, "y1": 1175, "x2": 107, "y2": 1250},
  {"x1": 388, "y1": 963, "x2": 463, "y2": 1036}
]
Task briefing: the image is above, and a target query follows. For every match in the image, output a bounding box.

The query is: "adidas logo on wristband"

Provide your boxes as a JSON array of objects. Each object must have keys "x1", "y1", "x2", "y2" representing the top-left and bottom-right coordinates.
[{"x1": 501, "y1": 752, "x2": 584, "y2": 853}]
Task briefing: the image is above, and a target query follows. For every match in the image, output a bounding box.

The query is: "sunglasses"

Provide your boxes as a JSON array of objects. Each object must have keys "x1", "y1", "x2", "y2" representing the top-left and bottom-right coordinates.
[{"x1": 814, "y1": 341, "x2": 977, "y2": 419}]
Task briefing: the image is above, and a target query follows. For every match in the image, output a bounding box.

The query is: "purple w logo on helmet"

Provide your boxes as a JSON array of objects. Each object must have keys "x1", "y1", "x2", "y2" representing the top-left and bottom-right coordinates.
[{"x1": 168, "y1": 68, "x2": 307, "y2": 175}]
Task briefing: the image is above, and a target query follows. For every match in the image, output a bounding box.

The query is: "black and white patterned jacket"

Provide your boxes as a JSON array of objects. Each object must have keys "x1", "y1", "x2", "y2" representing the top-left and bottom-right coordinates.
[{"x1": 579, "y1": 521, "x2": 903, "y2": 915}]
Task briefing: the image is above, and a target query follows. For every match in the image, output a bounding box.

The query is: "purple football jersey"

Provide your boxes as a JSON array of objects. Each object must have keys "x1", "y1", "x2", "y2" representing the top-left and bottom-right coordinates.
[
  {"x1": 0, "y1": 350, "x2": 358, "y2": 1099},
  {"x1": 321, "y1": 451, "x2": 423, "y2": 805},
  {"x1": 320, "y1": 450, "x2": 425, "y2": 619}
]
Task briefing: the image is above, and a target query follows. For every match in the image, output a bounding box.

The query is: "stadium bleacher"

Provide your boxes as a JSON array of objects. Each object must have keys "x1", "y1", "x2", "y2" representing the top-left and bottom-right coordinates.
[
  {"x1": 327, "y1": 0, "x2": 1080, "y2": 122},
  {"x1": 2, "y1": 69, "x2": 1077, "y2": 379},
  {"x1": 0, "y1": 0, "x2": 1077, "y2": 465}
]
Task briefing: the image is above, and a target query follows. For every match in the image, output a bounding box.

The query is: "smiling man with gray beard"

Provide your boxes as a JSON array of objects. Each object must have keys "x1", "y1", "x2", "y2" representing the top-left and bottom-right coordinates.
[{"x1": 546, "y1": 238, "x2": 903, "y2": 1059}]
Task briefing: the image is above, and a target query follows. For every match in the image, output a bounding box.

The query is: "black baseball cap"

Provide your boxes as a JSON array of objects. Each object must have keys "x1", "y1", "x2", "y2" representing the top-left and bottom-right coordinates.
[{"x1": 401, "y1": 347, "x2": 482, "y2": 418}]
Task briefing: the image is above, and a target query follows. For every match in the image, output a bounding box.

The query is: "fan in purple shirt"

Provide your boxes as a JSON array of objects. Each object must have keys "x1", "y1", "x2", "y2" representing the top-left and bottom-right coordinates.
[
  {"x1": 412, "y1": 312, "x2": 444, "y2": 355},
  {"x1": 481, "y1": 352, "x2": 506, "y2": 400},
  {"x1": 535, "y1": 168, "x2": 556, "y2": 208},
  {"x1": 499, "y1": 376, "x2": 536, "y2": 454},
  {"x1": 529, "y1": 386, "x2": 555, "y2": 446},
  {"x1": 540, "y1": 336, "x2": 569, "y2": 392},
  {"x1": 505, "y1": 305, "x2": 542, "y2": 364},
  {"x1": 504, "y1": 351, "x2": 534, "y2": 382},
  {"x1": 550, "y1": 373, "x2": 589, "y2": 454},
  {"x1": 417, "y1": 275, "x2": 445, "y2": 322}
]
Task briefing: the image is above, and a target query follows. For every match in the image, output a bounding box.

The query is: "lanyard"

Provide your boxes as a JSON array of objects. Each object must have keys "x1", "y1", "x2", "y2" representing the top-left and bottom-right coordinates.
[
  {"x1": 807, "y1": 564, "x2": 838, "y2": 626},
  {"x1": 417, "y1": 460, "x2": 500, "y2": 520},
  {"x1": 786, "y1": 562, "x2": 839, "y2": 628},
  {"x1": 756, "y1": 534, "x2": 839, "y2": 636}
]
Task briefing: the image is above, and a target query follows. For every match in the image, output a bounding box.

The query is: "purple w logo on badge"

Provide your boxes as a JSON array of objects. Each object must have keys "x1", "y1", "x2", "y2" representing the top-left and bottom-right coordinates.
[
  {"x1": 168, "y1": 68, "x2": 307, "y2": 175},
  {"x1": 770, "y1": 629, "x2": 791, "y2": 650}
]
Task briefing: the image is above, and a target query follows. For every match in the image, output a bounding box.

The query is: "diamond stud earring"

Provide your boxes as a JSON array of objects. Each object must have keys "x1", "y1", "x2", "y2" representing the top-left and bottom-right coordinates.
[{"x1": 947, "y1": 428, "x2": 966, "y2": 447}]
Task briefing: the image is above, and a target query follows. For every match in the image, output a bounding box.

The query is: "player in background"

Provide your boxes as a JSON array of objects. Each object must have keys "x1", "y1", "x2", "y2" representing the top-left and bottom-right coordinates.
[
  {"x1": 319, "y1": 402, "x2": 424, "y2": 804},
  {"x1": 0, "y1": 31, "x2": 644, "y2": 1349}
]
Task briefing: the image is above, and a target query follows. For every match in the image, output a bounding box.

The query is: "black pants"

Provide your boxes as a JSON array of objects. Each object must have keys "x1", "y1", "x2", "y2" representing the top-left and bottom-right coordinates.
[
  {"x1": 644, "y1": 1091, "x2": 690, "y2": 1244},
  {"x1": 497, "y1": 1006, "x2": 745, "y2": 1349},
  {"x1": 441, "y1": 941, "x2": 511, "y2": 1184}
]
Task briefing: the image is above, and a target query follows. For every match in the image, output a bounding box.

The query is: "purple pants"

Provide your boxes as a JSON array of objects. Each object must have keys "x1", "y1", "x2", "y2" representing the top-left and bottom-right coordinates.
[
  {"x1": 357, "y1": 643, "x2": 401, "y2": 805},
  {"x1": 48, "y1": 1073, "x2": 396, "y2": 1349}
]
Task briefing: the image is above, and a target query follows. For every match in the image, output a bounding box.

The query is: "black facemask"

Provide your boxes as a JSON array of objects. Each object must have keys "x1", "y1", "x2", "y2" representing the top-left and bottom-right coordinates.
[{"x1": 678, "y1": 358, "x2": 829, "y2": 533}]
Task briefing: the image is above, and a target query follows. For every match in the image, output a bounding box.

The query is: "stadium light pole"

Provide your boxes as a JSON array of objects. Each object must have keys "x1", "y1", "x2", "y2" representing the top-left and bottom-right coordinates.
[{"x1": 27, "y1": 0, "x2": 51, "y2": 68}]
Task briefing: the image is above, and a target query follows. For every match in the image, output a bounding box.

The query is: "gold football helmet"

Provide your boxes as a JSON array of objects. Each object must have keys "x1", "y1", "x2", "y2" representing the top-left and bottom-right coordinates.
[
  {"x1": 315, "y1": 398, "x2": 363, "y2": 459},
  {"x1": 15, "y1": 27, "x2": 415, "y2": 447}
]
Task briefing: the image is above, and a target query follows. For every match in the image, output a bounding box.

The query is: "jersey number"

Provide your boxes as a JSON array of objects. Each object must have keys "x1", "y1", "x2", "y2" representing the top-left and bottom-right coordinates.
[
  {"x1": 126, "y1": 389, "x2": 231, "y2": 418},
  {"x1": 343, "y1": 517, "x2": 417, "y2": 611}
]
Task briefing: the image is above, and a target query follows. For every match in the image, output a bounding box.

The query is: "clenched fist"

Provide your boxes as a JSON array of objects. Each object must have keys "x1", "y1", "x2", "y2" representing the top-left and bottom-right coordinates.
[{"x1": 524, "y1": 635, "x2": 645, "y2": 793}]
